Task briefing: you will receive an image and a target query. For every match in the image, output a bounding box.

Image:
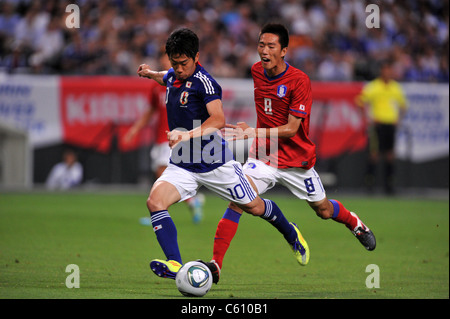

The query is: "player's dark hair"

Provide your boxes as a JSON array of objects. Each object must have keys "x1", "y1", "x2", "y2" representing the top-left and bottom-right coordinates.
[
  {"x1": 165, "y1": 28, "x2": 199, "y2": 60},
  {"x1": 259, "y1": 23, "x2": 289, "y2": 49}
]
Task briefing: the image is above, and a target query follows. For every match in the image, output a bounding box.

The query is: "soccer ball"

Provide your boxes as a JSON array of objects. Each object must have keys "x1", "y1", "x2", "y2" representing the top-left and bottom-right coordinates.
[{"x1": 175, "y1": 261, "x2": 212, "y2": 297}]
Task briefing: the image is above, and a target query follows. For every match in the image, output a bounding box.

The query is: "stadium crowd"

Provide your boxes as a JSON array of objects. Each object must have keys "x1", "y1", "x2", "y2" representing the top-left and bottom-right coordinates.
[{"x1": 0, "y1": 0, "x2": 448, "y2": 82}]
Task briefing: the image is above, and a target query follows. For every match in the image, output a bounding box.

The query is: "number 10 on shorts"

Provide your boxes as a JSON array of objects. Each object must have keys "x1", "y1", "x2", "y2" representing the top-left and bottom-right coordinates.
[{"x1": 227, "y1": 184, "x2": 245, "y2": 200}]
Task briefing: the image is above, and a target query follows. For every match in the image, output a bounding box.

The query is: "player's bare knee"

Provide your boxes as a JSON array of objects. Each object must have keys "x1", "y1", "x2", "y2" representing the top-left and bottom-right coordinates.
[
  {"x1": 315, "y1": 207, "x2": 333, "y2": 219},
  {"x1": 310, "y1": 204, "x2": 333, "y2": 219},
  {"x1": 247, "y1": 205, "x2": 265, "y2": 216},
  {"x1": 147, "y1": 196, "x2": 163, "y2": 212},
  {"x1": 236, "y1": 200, "x2": 264, "y2": 216},
  {"x1": 228, "y1": 202, "x2": 241, "y2": 212},
  {"x1": 310, "y1": 201, "x2": 333, "y2": 219},
  {"x1": 146, "y1": 197, "x2": 154, "y2": 211},
  {"x1": 245, "y1": 200, "x2": 265, "y2": 216}
]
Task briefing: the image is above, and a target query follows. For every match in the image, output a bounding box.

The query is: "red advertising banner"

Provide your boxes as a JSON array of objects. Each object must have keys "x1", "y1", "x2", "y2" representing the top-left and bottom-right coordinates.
[
  {"x1": 2, "y1": 75, "x2": 446, "y2": 163},
  {"x1": 60, "y1": 76, "x2": 153, "y2": 152},
  {"x1": 309, "y1": 82, "x2": 367, "y2": 159}
]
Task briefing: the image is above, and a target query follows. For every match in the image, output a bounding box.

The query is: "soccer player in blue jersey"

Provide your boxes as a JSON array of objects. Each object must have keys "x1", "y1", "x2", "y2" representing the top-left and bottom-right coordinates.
[{"x1": 137, "y1": 28, "x2": 309, "y2": 281}]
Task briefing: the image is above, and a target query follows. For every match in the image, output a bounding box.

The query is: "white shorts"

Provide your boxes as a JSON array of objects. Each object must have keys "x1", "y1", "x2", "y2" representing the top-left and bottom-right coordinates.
[
  {"x1": 243, "y1": 158, "x2": 326, "y2": 203},
  {"x1": 156, "y1": 160, "x2": 258, "y2": 204},
  {"x1": 150, "y1": 142, "x2": 171, "y2": 171}
]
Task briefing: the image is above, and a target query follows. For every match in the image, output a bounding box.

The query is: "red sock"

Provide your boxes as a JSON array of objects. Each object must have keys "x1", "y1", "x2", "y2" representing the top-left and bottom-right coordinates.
[
  {"x1": 330, "y1": 199, "x2": 359, "y2": 230},
  {"x1": 212, "y1": 208, "x2": 241, "y2": 269}
]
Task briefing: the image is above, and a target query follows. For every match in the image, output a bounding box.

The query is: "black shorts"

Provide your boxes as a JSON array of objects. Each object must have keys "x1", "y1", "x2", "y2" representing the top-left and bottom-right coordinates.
[{"x1": 373, "y1": 124, "x2": 396, "y2": 152}]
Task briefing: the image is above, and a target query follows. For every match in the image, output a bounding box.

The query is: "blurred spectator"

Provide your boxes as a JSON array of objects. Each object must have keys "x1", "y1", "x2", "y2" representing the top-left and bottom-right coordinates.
[
  {"x1": 46, "y1": 149, "x2": 83, "y2": 190},
  {"x1": 0, "y1": 0, "x2": 448, "y2": 82},
  {"x1": 29, "y1": 15, "x2": 64, "y2": 72},
  {"x1": 0, "y1": 2, "x2": 20, "y2": 39},
  {"x1": 317, "y1": 49, "x2": 353, "y2": 81}
]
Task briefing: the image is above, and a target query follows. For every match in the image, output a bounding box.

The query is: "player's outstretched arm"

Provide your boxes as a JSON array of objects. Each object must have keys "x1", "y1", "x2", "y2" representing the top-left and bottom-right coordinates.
[
  {"x1": 137, "y1": 64, "x2": 167, "y2": 86},
  {"x1": 166, "y1": 99, "x2": 226, "y2": 148},
  {"x1": 224, "y1": 115, "x2": 303, "y2": 141},
  {"x1": 223, "y1": 122, "x2": 254, "y2": 140}
]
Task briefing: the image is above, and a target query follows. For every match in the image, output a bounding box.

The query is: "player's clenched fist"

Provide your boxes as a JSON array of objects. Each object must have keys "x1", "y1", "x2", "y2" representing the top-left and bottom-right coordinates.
[
  {"x1": 137, "y1": 64, "x2": 152, "y2": 78},
  {"x1": 166, "y1": 129, "x2": 191, "y2": 148}
]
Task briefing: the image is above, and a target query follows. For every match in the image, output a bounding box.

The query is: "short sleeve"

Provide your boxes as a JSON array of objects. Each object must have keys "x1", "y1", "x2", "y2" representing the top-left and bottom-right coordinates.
[
  {"x1": 289, "y1": 75, "x2": 312, "y2": 118},
  {"x1": 195, "y1": 75, "x2": 222, "y2": 105},
  {"x1": 394, "y1": 82, "x2": 408, "y2": 109},
  {"x1": 163, "y1": 68, "x2": 174, "y2": 85}
]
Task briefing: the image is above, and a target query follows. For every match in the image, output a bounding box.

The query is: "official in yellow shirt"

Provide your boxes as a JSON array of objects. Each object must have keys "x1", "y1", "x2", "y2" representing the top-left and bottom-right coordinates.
[{"x1": 356, "y1": 61, "x2": 408, "y2": 194}]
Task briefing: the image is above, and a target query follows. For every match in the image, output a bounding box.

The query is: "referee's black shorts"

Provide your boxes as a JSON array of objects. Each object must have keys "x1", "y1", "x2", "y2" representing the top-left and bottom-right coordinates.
[{"x1": 374, "y1": 123, "x2": 396, "y2": 152}]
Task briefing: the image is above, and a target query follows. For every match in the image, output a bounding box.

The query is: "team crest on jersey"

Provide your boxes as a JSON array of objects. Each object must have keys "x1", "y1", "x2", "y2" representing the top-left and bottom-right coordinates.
[
  {"x1": 277, "y1": 85, "x2": 287, "y2": 98},
  {"x1": 180, "y1": 91, "x2": 189, "y2": 106}
]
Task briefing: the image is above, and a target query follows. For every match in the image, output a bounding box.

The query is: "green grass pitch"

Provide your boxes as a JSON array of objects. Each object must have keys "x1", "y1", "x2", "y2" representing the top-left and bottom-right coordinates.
[{"x1": 0, "y1": 191, "x2": 448, "y2": 299}]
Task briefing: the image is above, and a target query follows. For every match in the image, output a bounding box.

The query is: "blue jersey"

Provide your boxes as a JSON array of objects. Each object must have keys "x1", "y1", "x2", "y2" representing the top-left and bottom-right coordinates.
[{"x1": 163, "y1": 64, "x2": 234, "y2": 173}]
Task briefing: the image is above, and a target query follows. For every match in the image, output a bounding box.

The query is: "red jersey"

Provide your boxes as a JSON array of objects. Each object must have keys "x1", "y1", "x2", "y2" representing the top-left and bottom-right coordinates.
[
  {"x1": 150, "y1": 83, "x2": 169, "y2": 144},
  {"x1": 249, "y1": 61, "x2": 316, "y2": 169}
]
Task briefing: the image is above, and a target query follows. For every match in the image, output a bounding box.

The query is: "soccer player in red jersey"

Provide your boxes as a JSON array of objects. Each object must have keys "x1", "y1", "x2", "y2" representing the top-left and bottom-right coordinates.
[{"x1": 203, "y1": 24, "x2": 376, "y2": 283}]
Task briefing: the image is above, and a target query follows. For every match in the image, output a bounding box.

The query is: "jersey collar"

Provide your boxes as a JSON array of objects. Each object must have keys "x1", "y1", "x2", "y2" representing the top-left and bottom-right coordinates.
[
  {"x1": 264, "y1": 62, "x2": 290, "y2": 81},
  {"x1": 173, "y1": 63, "x2": 202, "y2": 87}
]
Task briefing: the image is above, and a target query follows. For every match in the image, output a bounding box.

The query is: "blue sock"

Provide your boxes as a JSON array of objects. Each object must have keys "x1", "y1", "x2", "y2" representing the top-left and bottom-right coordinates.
[
  {"x1": 222, "y1": 207, "x2": 242, "y2": 223},
  {"x1": 150, "y1": 210, "x2": 182, "y2": 264},
  {"x1": 260, "y1": 199, "x2": 296, "y2": 244}
]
